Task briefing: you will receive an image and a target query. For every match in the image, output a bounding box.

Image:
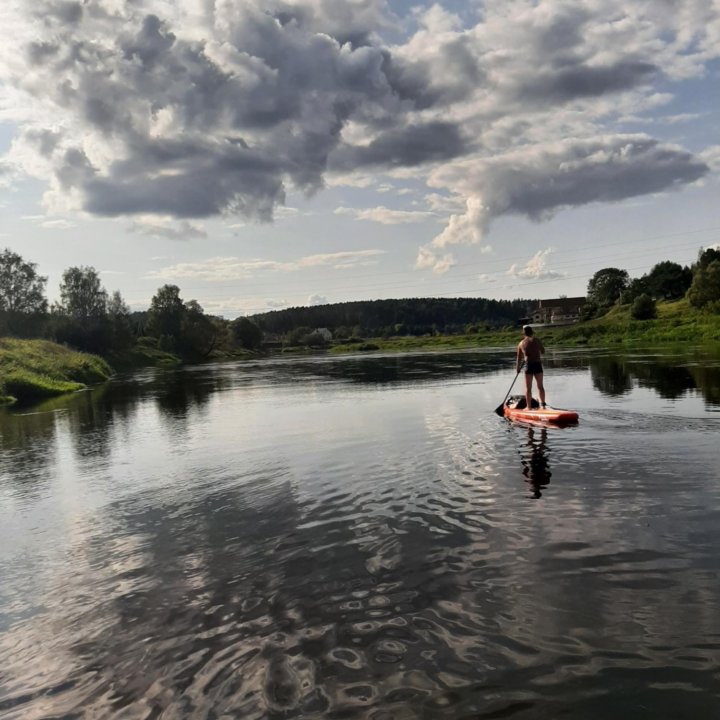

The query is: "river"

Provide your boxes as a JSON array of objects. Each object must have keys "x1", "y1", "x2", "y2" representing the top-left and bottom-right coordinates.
[{"x1": 1, "y1": 347, "x2": 720, "y2": 719}]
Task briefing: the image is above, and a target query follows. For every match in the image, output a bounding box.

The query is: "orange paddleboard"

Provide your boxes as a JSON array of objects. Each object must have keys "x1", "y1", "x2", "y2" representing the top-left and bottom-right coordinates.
[{"x1": 503, "y1": 396, "x2": 579, "y2": 426}]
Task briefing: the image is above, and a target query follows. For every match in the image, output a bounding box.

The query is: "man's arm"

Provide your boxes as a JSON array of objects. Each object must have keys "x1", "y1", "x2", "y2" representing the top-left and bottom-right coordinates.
[{"x1": 516, "y1": 344, "x2": 524, "y2": 373}]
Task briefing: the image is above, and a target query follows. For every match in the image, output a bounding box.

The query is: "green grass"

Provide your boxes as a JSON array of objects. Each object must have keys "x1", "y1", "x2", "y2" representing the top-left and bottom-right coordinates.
[
  {"x1": 331, "y1": 329, "x2": 520, "y2": 354},
  {"x1": 329, "y1": 299, "x2": 720, "y2": 354},
  {"x1": 0, "y1": 338, "x2": 112, "y2": 405},
  {"x1": 548, "y1": 299, "x2": 720, "y2": 346}
]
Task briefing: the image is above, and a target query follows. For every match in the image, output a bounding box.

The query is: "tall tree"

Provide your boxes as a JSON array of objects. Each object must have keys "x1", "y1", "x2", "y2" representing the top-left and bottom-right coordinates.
[
  {"x1": 106, "y1": 290, "x2": 134, "y2": 352},
  {"x1": 687, "y1": 260, "x2": 720, "y2": 309},
  {"x1": 696, "y1": 246, "x2": 720, "y2": 272},
  {"x1": 59, "y1": 266, "x2": 108, "y2": 321},
  {"x1": 587, "y1": 267, "x2": 629, "y2": 307},
  {"x1": 0, "y1": 248, "x2": 48, "y2": 314},
  {"x1": 619, "y1": 276, "x2": 649, "y2": 305},
  {"x1": 644, "y1": 261, "x2": 692, "y2": 300},
  {"x1": 180, "y1": 299, "x2": 218, "y2": 358},
  {"x1": 230, "y1": 317, "x2": 263, "y2": 350},
  {"x1": 147, "y1": 284, "x2": 185, "y2": 347}
]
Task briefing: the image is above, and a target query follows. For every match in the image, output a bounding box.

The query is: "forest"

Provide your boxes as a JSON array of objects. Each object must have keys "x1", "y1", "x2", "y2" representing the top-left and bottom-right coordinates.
[{"x1": 250, "y1": 297, "x2": 533, "y2": 341}]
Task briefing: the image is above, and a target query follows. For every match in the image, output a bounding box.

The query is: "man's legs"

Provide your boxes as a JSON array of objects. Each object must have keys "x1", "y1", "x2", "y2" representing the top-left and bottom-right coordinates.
[
  {"x1": 536, "y1": 372, "x2": 546, "y2": 407},
  {"x1": 524, "y1": 372, "x2": 533, "y2": 409}
]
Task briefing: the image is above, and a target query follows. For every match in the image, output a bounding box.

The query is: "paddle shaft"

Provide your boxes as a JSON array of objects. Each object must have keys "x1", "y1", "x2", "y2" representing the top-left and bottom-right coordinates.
[{"x1": 495, "y1": 367, "x2": 522, "y2": 415}]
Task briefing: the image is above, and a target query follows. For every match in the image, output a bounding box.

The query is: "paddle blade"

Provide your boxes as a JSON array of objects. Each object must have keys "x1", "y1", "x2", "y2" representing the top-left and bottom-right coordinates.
[{"x1": 494, "y1": 403, "x2": 505, "y2": 416}]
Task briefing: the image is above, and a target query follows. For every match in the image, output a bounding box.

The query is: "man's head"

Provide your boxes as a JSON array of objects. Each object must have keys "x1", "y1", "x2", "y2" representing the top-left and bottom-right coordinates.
[{"x1": 523, "y1": 325, "x2": 533, "y2": 336}]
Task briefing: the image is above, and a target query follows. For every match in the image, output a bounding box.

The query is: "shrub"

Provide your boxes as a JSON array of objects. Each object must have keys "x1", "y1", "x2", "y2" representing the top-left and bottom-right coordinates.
[{"x1": 631, "y1": 294, "x2": 657, "y2": 320}]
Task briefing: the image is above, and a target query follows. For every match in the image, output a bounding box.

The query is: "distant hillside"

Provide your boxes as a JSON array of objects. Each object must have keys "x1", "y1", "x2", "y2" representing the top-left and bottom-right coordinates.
[{"x1": 251, "y1": 297, "x2": 534, "y2": 337}]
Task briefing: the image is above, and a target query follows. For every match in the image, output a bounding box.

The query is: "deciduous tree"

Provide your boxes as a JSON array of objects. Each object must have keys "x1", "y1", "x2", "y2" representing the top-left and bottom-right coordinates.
[
  {"x1": 0, "y1": 248, "x2": 47, "y2": 314},
  {"x1": 106, "y1": 290, "x2": 134, "y2": 352},
  {"x1": 230, "y1": 317, "x2": 263, "y2": 350},
  {"x1": 644, "y1": 261, "x2": 692, "y2": 300},
  {"x1": 180, "y1": 299, "x2": 218, "y2": 358},
  {"x1": 587, "y1": 267, "x2": 629, "y2": 308},
  {"x1": 147, "y1": 284, "x2": 185, "y2": 347},
  {"x1": 59, "y1": 266, "x2": 107, "y2": 321},
  {"x1": 688, "y1": 260, "x2": 720, "y2": 310}
]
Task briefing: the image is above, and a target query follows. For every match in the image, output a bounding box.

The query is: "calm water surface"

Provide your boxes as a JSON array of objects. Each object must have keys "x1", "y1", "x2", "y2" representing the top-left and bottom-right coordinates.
[{"x1": 1, "y1": 347, "x2": 720, "y2": 719}]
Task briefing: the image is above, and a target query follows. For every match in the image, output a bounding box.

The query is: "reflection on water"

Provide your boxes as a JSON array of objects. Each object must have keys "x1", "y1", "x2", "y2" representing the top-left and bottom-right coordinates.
[
  {"x1": 520, "y1": 428, "x2": 552, "y2": 498},
  {"x1": 589, "y1": 349, "x2": 720, "y2": 406},
  {"x1": 1, "y1": 349, "x2": 720, "y2": 718}
]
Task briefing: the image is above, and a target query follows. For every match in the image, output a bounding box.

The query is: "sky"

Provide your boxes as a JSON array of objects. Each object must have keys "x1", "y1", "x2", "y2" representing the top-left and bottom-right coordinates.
[{"x1": 0, "y1": 0, "x2": 719, "y2": 318}]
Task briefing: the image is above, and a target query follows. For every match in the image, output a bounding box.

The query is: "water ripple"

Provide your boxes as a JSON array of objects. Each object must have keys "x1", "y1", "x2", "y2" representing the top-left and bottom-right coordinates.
[{"x1": 2, "y1": 351, "x2": 720, "y2": 717}]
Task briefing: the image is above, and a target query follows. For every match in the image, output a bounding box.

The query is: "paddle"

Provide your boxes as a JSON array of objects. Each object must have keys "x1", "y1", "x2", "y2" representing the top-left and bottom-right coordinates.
[{"x1": 494, "y1": 367, "x2": 522, "y2": 416}]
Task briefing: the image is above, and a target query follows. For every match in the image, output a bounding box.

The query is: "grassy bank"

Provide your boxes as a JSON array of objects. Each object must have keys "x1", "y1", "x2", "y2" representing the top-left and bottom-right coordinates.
[
  {"x1": 548, "y1": 299, "x2": 720, "y2": 346},
  {"x1": 0, "y1": 338, "x2": 112, "y2": 405},
  {"x1": 330, "y1": 333, "x2": 515, "y2": 354},
  {"x1": 331, "y1": 299, "x2": 720, "y2": 354}
]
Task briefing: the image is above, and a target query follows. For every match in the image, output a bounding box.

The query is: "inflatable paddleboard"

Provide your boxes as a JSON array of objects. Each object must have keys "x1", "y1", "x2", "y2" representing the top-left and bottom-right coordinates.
[{"x1": 503, "y1": 396, "x2": 579, "y2": 426}]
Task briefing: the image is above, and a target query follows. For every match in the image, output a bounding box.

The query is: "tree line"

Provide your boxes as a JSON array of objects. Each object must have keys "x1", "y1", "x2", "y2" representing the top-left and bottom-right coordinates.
[
  {"x1": 250, "y1": 297, "x2": 533, "y2": 342},
  {"x1": 583, "y1": 247, "x2": 720, "y2": 320},
  {"x1": 2, "y1": 244, "x2": 718, "y2": 361},
  {"x1": 0, "y1": 249, "x2": 263, "y2": 359},
  {"x1": 0, "y1": 247, "x2": 535, "y2": 356}
]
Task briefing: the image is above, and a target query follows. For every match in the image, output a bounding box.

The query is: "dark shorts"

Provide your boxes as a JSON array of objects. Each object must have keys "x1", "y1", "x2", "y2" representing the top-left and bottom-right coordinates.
[{"x1": 525, "y1": 361, "x2": 543, "y2": 375}]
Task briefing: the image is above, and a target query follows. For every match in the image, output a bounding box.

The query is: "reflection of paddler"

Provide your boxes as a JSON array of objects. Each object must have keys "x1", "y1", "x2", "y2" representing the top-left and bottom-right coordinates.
[{"x1": 521, "y1": 427, "x2": 552, "y2": 498}]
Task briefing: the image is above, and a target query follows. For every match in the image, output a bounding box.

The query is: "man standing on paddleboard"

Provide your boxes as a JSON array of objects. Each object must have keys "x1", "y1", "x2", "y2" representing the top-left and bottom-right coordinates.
[{"x1": 517, "y1": 325, "x2": 546, "y2": 410}]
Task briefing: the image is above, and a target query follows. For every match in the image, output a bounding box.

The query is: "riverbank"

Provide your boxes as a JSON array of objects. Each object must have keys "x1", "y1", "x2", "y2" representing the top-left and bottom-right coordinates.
[
  {"x1": 0, "y1": 338, "x2": 112, "y2": 405},
  {"x1": 3, "y1": 299, "x2": 717, "y2": 405},
  {"x1": 331, "y1": 299, "x2": 720, "y2": 354},
  {"x1": 0, "y1": 338, "x2": 263, "y2": 405}
]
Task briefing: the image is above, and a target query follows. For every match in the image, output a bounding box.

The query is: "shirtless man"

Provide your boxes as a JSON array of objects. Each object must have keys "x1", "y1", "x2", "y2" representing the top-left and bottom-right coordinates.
[{"x1": 516, "y1": 325, "x2": 546, "y2": 409}]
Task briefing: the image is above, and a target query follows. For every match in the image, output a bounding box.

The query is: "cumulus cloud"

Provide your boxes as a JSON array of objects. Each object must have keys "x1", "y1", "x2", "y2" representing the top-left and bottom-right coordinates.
[
  {"x1": 0, "y1": 160, "x2": 17, "y2": 187},
  {"x1": 424, "y1": 193, "x2": 465, "y2": 213},
  {"x1": 415, "y1": 246, "x2": 456, "y2": 275},
  {"x1": 308, "y1": 294, "x2": 328, "y2": 306},
  {"x1": 198, "y1": 296, "x2": 290, "y2": 318},
  {"x1": 266, "y1": 298, "x2": 290, "y2": 309},
  {"x1": 428, "y1": 135, "x2": 708, "y2": 248},
  {"x1": 299, "y1": 249, "x2": 385, "y2": 268},
  {"x1": 330, "y1": 122, "x2": 469, "y2": 171},
  {"x1": 335, "y1": 205, "x2": 435, "y2": 224},
  {"x1": 129, "y1": 217, "x2": 207, "y2": 240},
  {"x1": 508, "y1": 248, "x2": 566, "y2": 280},
  {"x1": 0, "y1": 0, "x2": 718, "y2": 262},
  {"x1": 146, "y1": 249, "x2": 385, "y2": 281},
  {"x1": 700, "y1": 146, "x2": 720, "y2": 173},
  {"x1": 40, "y1": 219, "x2": 76, "y2": 229}
]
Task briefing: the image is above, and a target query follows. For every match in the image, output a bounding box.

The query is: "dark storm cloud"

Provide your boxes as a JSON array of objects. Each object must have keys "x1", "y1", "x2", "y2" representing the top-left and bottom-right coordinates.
[
  {"x1": 332, "y1": 122, "x2": 469, "y2": 170},
  {"x1": 519, "y1": 60, "x2": 658, "y2": 103},
  {"x1": 269, "y1": 0, "x2": 391, "y2": 47},
  {"x1": 56, "y1": 147, "x2": 96, "y2": 190},
  {"x1": 84, "y1": 139, "x2": 285, "y2": 220},
  {"x1": 27, "y1": 42, "x2": 60, "y2": 65},
  {"x1": 8, "y1": 1, "x2": 432, "y2": 219},
  {"x1": 494, "y1": 138, "x2": 708, "y2": 220},
  {"x1": 2, "y1": 0, "x2": 718, "y2": 234},
  {"x1": 429, "y1": 135, "x2": 710, "y2": 249},
  {"x1": 46, "y1": 0, "x2": 83, "y2": 25},
  {"x1": 120, "y1": 14, "x2": 176, "y2": 69},
  {"x1": 380, "y1": 34, "x2": 484, "y2": 111},
  {"x1": 25, "y1": 129, "x2": 63, "y2": 157}
]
